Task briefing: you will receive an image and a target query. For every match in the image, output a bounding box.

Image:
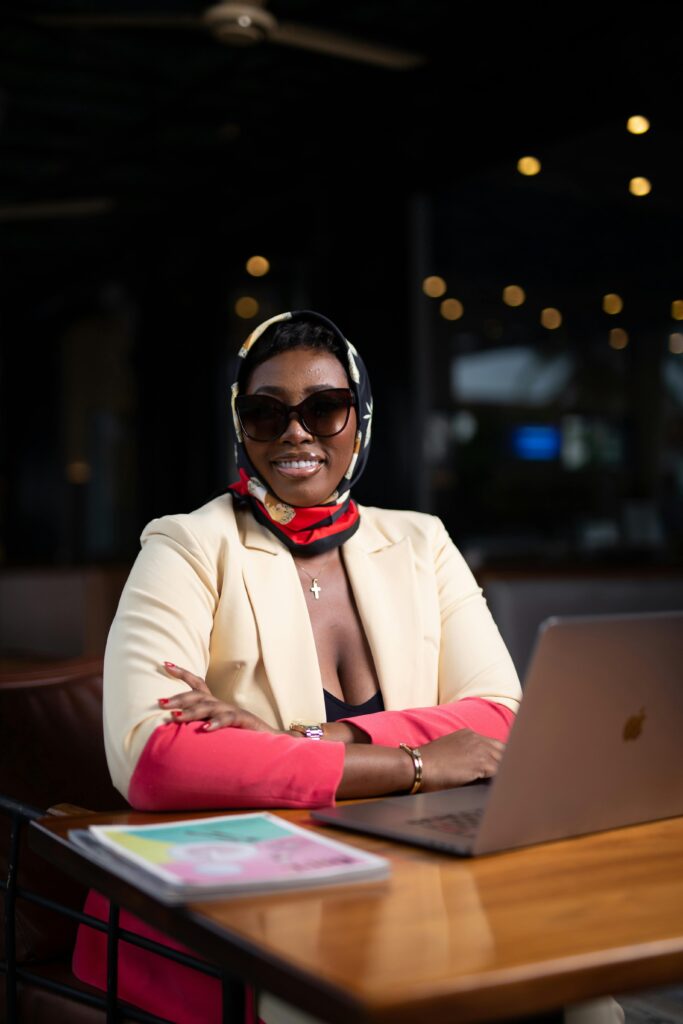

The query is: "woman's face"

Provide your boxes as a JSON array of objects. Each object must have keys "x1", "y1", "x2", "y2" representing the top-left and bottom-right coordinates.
[{"x1": 243, "y1": 347, "x2": 357, "y2": 507}]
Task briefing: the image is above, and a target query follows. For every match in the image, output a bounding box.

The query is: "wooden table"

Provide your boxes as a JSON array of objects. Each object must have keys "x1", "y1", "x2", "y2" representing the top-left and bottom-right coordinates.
[{"x1": 30, "y1": 809, "x2": 683, "y2": 1024}]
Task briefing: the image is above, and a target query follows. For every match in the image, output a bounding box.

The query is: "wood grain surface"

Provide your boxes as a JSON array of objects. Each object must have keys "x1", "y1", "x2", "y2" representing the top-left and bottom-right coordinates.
[{"x1": 31, "y1": 808, "x2": 683, "y2": 1024}]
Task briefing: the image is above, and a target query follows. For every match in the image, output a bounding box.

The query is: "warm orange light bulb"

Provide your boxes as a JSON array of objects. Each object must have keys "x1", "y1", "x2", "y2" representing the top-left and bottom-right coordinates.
[
  {"x1": 517, "y1": 156, "x2": 541, "y2": 176},
  {"x1": 609, "y1": 328, "x2": 629, "y2": 350},
  {"x1": 540, "y1": 307, "x2": 562, "y2": 329},
  {"x1": 503, "y1": 285, "x2": 526, "y2": 307},
  {"x1": 629, "y1": 177, "x2": 651, "y2": 196},
  {"x1": 626, "y1": 115, "x2": 650, "y2": 135},
  {"x1": 440, "y1": 298, "x2": 464, "y2": 321},
  {"x1": 602, "y1": 293, "x2": 623, "y2": 315},
  {"x1": 235, "y1": 296, "x2": 259, "y2": 319},
  {"x1": 423, "y1": 276, "x2": 447, "y2": 298},
  {"x1": 246, "y1": 256, "x2": 270, "y2": 277}
]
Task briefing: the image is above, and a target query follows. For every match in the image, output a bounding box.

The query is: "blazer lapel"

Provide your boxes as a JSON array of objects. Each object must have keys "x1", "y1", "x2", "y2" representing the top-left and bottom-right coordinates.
[
  {"x1": 342, "y1": 518, "x2": 422, "y2": 710},
  {"x1": 239, "y1": 514, "x2": 326, "y2": 728},
  {"x1": 238, "y1": 510, "x2": 423, "y2": 722}
]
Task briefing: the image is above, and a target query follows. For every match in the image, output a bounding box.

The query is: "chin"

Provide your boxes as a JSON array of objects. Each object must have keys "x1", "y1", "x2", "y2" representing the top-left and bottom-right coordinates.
[
  {"x1": 278, "y1": 486, "x2": 330, "y2": 508},
  {"x1": 262, "y1": 465, "x2": 338, "y2": 508},
  {"x1": 266, "y1": 476, "x2": 335, "y2": 508}
]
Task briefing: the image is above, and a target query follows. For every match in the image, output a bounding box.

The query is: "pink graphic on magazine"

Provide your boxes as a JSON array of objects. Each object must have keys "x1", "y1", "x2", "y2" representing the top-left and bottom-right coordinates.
[{"x1": 167, "y1": 836, "x2": 357, "y2": 884}]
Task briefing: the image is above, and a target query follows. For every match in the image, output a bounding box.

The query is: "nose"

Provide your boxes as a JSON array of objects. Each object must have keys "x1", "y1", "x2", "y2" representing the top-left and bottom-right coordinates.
[{"x1": 280, "y1": 410, "x2": 314, "y2": 443}]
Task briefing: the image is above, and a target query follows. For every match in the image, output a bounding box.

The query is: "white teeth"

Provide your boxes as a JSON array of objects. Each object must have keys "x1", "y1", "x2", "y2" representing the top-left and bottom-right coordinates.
[{"x1": 276, "y1": 460, "x2": 320, "y2": 469}]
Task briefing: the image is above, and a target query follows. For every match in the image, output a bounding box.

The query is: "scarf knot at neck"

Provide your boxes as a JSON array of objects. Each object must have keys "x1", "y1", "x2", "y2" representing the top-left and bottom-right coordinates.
[{"x1": 229, "y1": 469, "x2": 361, "y2": 555}]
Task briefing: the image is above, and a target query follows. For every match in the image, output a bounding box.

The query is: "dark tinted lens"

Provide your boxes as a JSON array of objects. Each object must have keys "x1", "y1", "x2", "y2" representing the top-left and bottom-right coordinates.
[
  {"x1": 236, "y1": 389, "x2": 353, "y2": 441},
  {"x1": 236, "y1": 396, "x2": 287, "y2": 441},
  {"x1": 300, "y1": 390, "x2": 352, "y2": 436}
]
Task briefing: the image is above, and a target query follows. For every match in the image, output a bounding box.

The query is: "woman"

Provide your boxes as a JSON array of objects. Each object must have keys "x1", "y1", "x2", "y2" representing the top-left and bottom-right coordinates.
[{"x1": 73, "y1": 309, "x2": 522, "y2": 1023}]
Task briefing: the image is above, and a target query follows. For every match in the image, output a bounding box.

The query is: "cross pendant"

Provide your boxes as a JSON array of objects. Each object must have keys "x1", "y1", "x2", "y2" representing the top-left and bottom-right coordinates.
[{"x1": 310, "y1": 578, "x2": 322, "y2": 600}]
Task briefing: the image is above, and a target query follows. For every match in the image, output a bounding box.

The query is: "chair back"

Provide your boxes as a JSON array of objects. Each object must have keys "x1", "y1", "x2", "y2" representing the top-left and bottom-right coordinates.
[
  {"x1": 0, "y1": 659, "x2": 127, "y2": 967},
  {"x1": 483, "y1": 573, "x2": 683, "y2": 678}
]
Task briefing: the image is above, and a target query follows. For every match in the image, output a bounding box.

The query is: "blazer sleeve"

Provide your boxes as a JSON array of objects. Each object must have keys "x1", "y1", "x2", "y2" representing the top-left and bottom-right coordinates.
[
  {"x1": 340, "y1": 697, "x2": 515, "y2": 747},
  {"x1": 104, "y1": 514, "x2": 344, "y2": 809},
  {"x1": 340, "y1": 514, "x2": 522, "y2": 747}
]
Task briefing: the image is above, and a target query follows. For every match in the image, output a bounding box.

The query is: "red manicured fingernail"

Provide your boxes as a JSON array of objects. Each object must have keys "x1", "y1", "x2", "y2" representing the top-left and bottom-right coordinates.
[
  {"x1": 202, "y1": 722, "x2": 213, "y2": 731},
  {"x1": 171, "y1": 710, "x2": 182, "y2": 717},
  {"x1": 158, "y1": 698, "x2": 169, "y2": 705},
  {"x1": 164, "y1": 661, "x2": 176, "y2": 668}
]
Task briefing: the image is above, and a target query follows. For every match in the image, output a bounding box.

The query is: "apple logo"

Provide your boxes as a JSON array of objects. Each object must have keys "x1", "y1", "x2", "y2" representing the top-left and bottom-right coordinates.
[{"x1": 623, "y1": 707, "x2": 646, "y2": 741}]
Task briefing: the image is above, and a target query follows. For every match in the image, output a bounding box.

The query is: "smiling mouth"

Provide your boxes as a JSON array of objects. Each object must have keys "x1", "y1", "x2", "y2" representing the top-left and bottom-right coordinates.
[{"x1": 272, "y1": 458, "x2": 325, "y2": 478}]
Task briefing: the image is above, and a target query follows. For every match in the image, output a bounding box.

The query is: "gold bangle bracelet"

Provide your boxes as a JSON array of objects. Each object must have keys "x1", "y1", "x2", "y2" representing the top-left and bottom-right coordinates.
[{"x1": 398, "y1": 743, "x2": 424, "y2": 795}]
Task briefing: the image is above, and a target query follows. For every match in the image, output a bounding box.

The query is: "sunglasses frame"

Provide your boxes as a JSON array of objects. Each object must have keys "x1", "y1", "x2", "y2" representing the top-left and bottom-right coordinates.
[{"x1": 235, "y1": 388, "x2": 356, "y2": 442}]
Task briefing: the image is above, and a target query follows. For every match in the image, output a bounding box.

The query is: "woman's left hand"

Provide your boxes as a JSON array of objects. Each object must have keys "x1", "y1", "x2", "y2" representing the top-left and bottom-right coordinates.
[{"x1": 160, "y1": 662, "x2": 281, "y2": 734}]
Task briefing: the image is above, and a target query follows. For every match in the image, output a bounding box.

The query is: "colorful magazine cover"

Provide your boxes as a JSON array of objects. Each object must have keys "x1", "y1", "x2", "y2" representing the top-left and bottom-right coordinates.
[{"x1": 69, "y1": 812, "x2": 389, "y2": 902}]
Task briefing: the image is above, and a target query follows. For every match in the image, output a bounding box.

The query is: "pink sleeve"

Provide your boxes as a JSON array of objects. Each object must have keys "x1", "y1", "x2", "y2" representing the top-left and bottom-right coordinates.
[
  {"x1": 127, "y1": 721, "x2": 345, "y2": 811},
  {"x1": 340, "y1": 697, "x2": 515, "y2": 747}
]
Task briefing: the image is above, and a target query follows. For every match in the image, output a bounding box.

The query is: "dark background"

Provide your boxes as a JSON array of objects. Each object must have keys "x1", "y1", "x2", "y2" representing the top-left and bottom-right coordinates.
[{"x1": 2, "y1": 3, "x2": 683, "y2": 568}]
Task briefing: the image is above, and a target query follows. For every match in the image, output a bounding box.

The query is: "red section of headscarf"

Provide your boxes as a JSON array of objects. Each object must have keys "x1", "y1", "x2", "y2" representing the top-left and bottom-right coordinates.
[{"x1": 229, "y1": 469, "x2": 360, "y2": 550}]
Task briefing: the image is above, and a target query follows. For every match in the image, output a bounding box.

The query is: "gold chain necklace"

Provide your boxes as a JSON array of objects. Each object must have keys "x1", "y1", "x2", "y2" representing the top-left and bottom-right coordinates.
[{"x1": 293, "y1": 553, "x2": 337, "y2": 601}]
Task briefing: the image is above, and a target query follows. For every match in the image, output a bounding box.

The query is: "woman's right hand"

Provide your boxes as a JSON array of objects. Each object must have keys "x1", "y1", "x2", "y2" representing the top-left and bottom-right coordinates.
[
  {"x1": 160, "y1": 662, "x2": 281, "y2": 734},
  {"x1": 418, "y1": 729, "x2": 505, "y2": 791},
  {"x1": 337, "y1": 728, "x2": 505, "y2": 800}
]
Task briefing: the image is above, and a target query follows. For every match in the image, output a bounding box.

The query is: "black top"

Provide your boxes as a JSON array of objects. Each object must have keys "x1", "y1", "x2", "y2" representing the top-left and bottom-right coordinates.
[{"x1": 323, "y1": 688, "x2": 385, "y2": 723}]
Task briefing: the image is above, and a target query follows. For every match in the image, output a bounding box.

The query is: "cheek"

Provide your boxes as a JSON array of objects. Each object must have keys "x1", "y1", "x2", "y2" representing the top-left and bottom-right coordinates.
[
  {"x1": 243, "y1": 440, "x2": 268, "y2": 473},
  {"x1": 334, "y1": 413, "x2": 358, "y2": 466}
]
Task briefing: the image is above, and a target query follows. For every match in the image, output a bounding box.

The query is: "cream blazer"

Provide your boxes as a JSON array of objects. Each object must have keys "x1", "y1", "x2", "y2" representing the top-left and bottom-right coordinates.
[{"x1": 103, "y1": 495, "x2": 522, "y2": 799}]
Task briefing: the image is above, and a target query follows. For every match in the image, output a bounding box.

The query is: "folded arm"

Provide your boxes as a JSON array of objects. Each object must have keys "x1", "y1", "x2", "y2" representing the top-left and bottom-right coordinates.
[
  {"x1": 109, "y1": 510, "x2": 520, "y2": 811},
  {"x1": 129, "y1": 712, "x2": 504, "y2": 808}
]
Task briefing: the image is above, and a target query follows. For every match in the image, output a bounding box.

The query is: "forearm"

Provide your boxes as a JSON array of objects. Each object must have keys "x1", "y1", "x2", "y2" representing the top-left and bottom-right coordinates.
[
  {"x1": 336, "y1": 697, "x2": 516, "y2": 747},
  {"x1": 127, "y1": 722, "x2": 346, "y2": 810},
  {"x1": 336, "y1": 743, "x2": 414, "y2": 799}
]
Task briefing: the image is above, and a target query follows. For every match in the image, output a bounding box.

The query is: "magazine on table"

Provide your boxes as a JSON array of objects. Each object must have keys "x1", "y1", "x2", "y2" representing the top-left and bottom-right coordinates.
[{"x1": 68, "y1": 812, "x2": 390, "y2": 904}]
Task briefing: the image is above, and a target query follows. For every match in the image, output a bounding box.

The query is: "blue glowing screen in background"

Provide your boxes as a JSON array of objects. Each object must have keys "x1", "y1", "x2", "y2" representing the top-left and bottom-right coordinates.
[{"x1": 510, "y1": 425, "x2": 561, "y2": 461}]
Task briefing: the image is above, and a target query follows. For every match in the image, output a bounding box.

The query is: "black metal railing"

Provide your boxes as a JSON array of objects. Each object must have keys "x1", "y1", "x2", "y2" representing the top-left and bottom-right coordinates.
[{"x1": 0, "y1": 795, "x2": 246, "y2": 1024}]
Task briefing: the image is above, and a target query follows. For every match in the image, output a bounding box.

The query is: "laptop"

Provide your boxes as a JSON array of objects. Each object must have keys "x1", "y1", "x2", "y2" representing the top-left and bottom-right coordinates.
[{"x1": 312, "y1": 611, "x2": 683, "y2": 856}]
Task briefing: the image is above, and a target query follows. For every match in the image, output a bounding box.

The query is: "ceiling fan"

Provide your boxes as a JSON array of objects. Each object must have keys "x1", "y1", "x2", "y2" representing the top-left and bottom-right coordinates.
[{"x1": 33, "y1": 1, "x2": 425, "y2": 70}]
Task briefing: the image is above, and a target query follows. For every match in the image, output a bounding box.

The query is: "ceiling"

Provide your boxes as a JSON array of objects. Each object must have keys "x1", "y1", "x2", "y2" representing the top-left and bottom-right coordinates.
[{"x1": 3, "y1": 4, "x2": 682, "y2": 232}]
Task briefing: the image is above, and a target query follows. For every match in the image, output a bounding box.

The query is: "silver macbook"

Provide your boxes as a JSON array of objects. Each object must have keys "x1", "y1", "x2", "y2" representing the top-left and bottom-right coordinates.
[{"x1": 312, "y1": 611, "x2": 683, "y2": 855}]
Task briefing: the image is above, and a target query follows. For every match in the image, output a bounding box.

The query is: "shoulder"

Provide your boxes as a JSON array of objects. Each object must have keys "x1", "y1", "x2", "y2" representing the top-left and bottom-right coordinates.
[
  {"x1": 356, "y1": 504, "x2": 450, "y2": 549},
  {"x1": 139, "y1": 494, "x2": 239, "y2": 564}
]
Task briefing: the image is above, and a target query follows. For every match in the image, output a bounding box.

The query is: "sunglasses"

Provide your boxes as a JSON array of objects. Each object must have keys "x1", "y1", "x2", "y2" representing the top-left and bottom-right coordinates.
[{"x1": 235, "y1": 388, "x2": 356, "y2": 442}]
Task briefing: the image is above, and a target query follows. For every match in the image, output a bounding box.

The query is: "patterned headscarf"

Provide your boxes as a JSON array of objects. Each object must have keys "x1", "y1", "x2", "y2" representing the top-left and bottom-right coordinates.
[{"x1": 228, "y1": 310, "x2": 373, "y2": 555}]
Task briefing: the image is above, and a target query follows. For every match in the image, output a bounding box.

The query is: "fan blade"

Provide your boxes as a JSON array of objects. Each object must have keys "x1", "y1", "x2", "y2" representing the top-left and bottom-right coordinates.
[
  {"x1": 271, "y1": 21, "x2": 424, "y2": 70},
  {"x1": 0, "y1": 199, "x2": 113, "y2": 221},
  {"x1": 32, "y1": 14, "x2": 202, "y2": 29}
]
